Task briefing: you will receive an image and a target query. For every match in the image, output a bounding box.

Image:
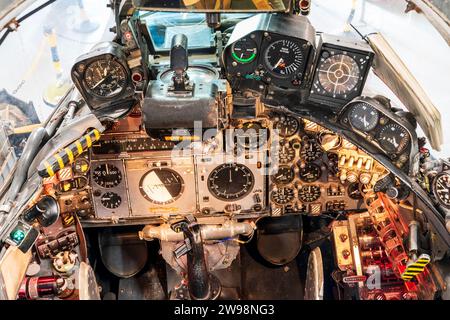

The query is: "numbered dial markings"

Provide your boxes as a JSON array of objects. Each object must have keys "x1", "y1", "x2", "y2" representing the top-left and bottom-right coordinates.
[
  {"x1": 208, "y1": 163, "x2": 254, "y2": 201},
  {"x1": 271, "y1": 166, "x2": 295, "y2": 185},
  {"x1": 299, "y1": 163, "x2": 322, "y2": 183},
  {"x1": 433, "y1": 172, "x2": 450, "y2": 208},
  {"x1": 231, "y1": 37, "x2": 258, "y2": 64},
  {"x1": 378, "y1": 123, "x2": 410, "y2": 154},
  {"x1": 139, "y1": 168, "x2": 184, "y2": 205},
  {"x1": 278, "y1": 142, "x2": 296, "y2": 164},
  {"x1": 84, "y1": 59, "x2": 127, "y2": 98},
  {"x1": 349, "y1": 102, "x2": 380, "y2": 132},
  {"x1": 264, "y1": 39, "x2": 303, "y2": 77},
  {"x1": 101, "y1": 192, "x2": 122, "y2": 209},
  {"x1": 300, "y1": 139, "x2": 323, "y2": 162},
  {"x1": 298, "y1": 185, "x2": 321, "y2": 203},
  {"x1": 274, "y1": 115, "x2": 300, "y2": 137},
  {"x1": 271, "y1": 187, "x2": 295, "y2": 205},
  {"x1": 93, "y1": 164, "x2": 122, "y2": 188}
]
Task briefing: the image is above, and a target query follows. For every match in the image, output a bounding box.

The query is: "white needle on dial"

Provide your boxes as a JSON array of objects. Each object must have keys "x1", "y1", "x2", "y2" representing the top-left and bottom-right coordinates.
[{"x1": 273, "y1": 58, "x2": 284, "y2": 69}]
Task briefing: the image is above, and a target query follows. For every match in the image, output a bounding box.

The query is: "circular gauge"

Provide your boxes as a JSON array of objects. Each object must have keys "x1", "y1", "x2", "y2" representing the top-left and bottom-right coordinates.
[
  {"x1": 264, "y1": 39, "x2": 303, "y2": 78},
  {"x1": 433, "y1": 172, "x2": 450, "y2": 209},
  {"x1": 231, "y1": 37, "x2": 258, "y2": 64},
  {"x1": 300, "y1": 139, "x2": 323, "y2": 162},
  {"x1": 274, "y1": 115, "x2": 300, "y2": 137},
  {"x1": 317, "y1": 53, "x2": 360, "y2": 97},
  {"x1": 347, "y1": 182, "x2": 364, "y2": 200},
  {"x1": 73, "y1": 158, "x2": 90, "y2": 175},
  {"x1": 139, "y1": 168, "x2": 184, "y2": 205},
  {"x1": 271, "y1": 187, "x2": 295, "y2": 205},
  {"x1": 236, "y1": 121, "x2": 268, "y2": 150},
  {"x1": 208, "y1": 163, "x2": 254, "y2": 201},
  {"x1": 84, "y1": 58, "x2": 127, "y2": 98},
  {"x1": 101, "y1": 192, "x2": 122, "y2": 209},
  {"x1": 271, "y1": 166, "x2": 295, "y2": 185},
  {"x1": 298, "y1": 185, "x2": 321, "y2": 203},
  {"x1": 349, "y1": 102, "x2": 380, "y2": 132},
  {"x1": 378, "y1": 123, "x2": 410, "y2": 154},
  {"x1": 299, "y1": 163, "x2": 322, "y2": 183},
  {"x1": 326, "y1": 152, "x2": 339, "y2": 174},
  {"x1": 278, "y1": 141, "x2": 296, "y2": 164},
  {"x1": 92, "y1": 164, "x2": 122, "y2": 188}
]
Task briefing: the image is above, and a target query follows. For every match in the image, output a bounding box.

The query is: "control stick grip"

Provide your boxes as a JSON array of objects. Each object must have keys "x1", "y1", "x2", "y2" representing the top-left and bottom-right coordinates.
[{"x1": 170, "y1": 34, "x2": 188, "y2": 74}]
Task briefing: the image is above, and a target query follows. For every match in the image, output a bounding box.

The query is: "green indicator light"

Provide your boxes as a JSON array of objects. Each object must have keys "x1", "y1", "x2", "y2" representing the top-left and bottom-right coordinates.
[
  {"x1": 232, "y1": 52, "x2": 256, "y2": 64},
  {"x1": 10, "y1": 228, "x2": 26, "y2": 244}
]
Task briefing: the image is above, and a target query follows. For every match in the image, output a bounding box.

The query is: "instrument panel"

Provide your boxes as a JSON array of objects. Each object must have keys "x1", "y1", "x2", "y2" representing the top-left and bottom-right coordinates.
[
  {"x1": 339, "y1": 96, "x2": 416, "y2": 169},
  {"x1": 223, "y1": 14, "x2": 316, "y2": 89}
]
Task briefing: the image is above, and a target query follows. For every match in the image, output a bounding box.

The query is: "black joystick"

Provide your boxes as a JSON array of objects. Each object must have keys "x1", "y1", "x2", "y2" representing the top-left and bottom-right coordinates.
[
  {"x1": 171, "y1": 215, "x2": 221, "y2": 300},
  {"x1": 169, "y1": 34, "x2": 191, "y2": 92}
]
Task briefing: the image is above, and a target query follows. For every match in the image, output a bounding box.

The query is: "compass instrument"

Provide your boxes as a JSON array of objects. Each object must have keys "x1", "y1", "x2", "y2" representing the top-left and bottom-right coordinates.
[
  {"x1": 274, "y1": 115, "x2": 300, "y2": 137},
  {"x1": 208, "y1": 163, "x2": 255, "y2": 201},
  {"x1": 299, "y1": 163, "x2": 322, "y2": 183},
  {"x1": 348, "y1": 102, "x2": 380, "y2": 132},
  {"x1": 92, "y1": 164, "x2": 122, "y2": 188},
  {"x1": 271, "y1": 166, "x2": 295, "y2": 185},
  {"x1": 378, "y1": 123, "x2": 410, "y2": 154},
  {"x1": 139, "y1": 168, "x2": 184, "y2": 205},
  {"x1": 271, "y1": 187, "x2": 295, "y2": 205},
  {"x1": 298, "y1": 185, "x2": 321, "y2": 203}
]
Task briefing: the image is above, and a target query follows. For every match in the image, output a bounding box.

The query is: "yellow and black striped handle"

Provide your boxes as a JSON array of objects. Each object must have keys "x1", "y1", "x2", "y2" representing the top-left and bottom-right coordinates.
[
  {"x1": 401, "y1": 254, "x2": 431, "y2": 281},
  {"x1": 38, "y1": 129, "x2": 100, "y2": 178}
]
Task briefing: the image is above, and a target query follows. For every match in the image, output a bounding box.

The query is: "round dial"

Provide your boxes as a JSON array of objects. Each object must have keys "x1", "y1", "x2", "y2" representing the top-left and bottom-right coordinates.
[
  {"x1": 347, "y1": 182, "x2": 363, "y2": 200},
  {"x1": 278, "y1": 142, "x2": 296, "y2": 164},
  {"x1": 348, "y1": 102, "x2": 380, "y2": 132},
  {"x1": 271, "y1": 166, "x2": 295, "y2": 185},
  {"x1": 264, "y1": 39, "x2": 303, "y2": 77},
  {"x1": 101, "y1": 192, "x2": 122, "y2": 209},
  {"x1": 300, "y1": 139, "x2": 323, "y2": 162},
  {"x1": 231, "y1": 37, "x2": 258, "y2": 64},
  {"x1": 317, "y1": 53, "x2": 360, "y2": 97},
  {"x1": 378, "y1": 123, "x2": 410, "y2": 154},
  {"x1": 298, "y1": 185, "x2": 321, "y2": 203},
  {"x1": 92, "y1": 164, "x2": 122, "y2": 188},
  {"x1": 236, "y1": 121, "x2": 267, "y2": 150},
  {"x1": 274, "y1": 115, "x2": 300, "y2": 137},
  {"x1": 208, "y1": 163, "x2": 254, "y2": 201},
  {"x1": 299, "y1": 163, "x2": 322, "y2": 183},
  {"x1": 139, "y1": 168, "x2": 184, "y2": 204},
  {"x1": 84, "y1": 58, "x2": 127, "y2": 98},
  {"x1": 433, "y1": 172, "x2": 450, "y2": 209},
  {"x1": 271, "y1": 187, "x2": 295, "y2": 205}
]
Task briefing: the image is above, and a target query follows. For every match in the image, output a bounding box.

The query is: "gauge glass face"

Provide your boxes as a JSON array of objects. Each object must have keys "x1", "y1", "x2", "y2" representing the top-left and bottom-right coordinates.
[
  {"x1": 231, "y1": 37, "x2": 258, "y2": 64},
  {"x1": 298, "y1": 185, "x2": 321, "y2": 203},
  {"x1": 434, "y1": 173, "x2": 450, "y2": 208},
  {"x1": 84, "y1": 58, "x2": 127, "y2": 98},
  {"x1": 349, "y1": 102, "x2": 380, "y2": 132},
  {"x1": 271, "y1": 187, "x2": 295, "y2": 205},
  {"x1": 317, "y1": 53, "x2": 360, "y2": 97},
  {"x1": 208, "y1": 163, "x2": 254, "y2": 201},
  {"x1": 299, "y1": 163, "x2": 322, "y2": 183},
  {"x1": 300, "y1": 139, "x2": 323, "y2": 162},
  {"x1": 92, "y1": 164, "x2": 122, "y2": 188},
  {"x1": 278, "y1": 142, "x2": 296, "y2": 164},
  {"x1": 378, "y1": 123, "x2": 410, "y2": 153},
  {"x1": 73, "y1": 158, "x2": 90, "y2": 175},
  {"x1": 274, "y1": 115, "x2": 300, "y2": 137},
  {"x1": 264, "y1": 39, "x2": 303, "y2": 77},
  {"x1": 271, "y1": 166, "x2": 295, "y2": 185},
  {"x1": 101, "y1": 192, "x2": 122, "y2": 209},
  {"x1": 347, "y1": 182, "x2": 363, "y2": 200},
  {"x1": 139, "y1": 168, "x2": 184, "y2": 204}
]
